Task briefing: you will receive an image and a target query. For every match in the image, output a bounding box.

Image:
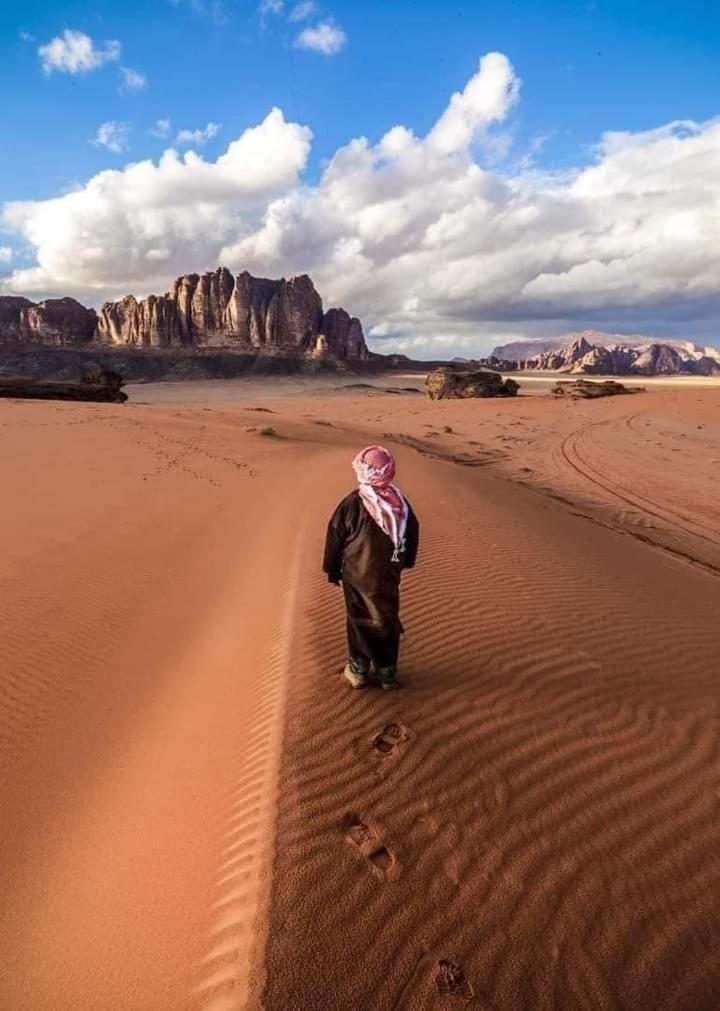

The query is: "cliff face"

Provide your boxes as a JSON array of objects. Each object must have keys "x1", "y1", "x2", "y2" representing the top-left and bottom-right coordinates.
[
  {"x1": 0, "y1": 268, "x2": 369, "y2": 360},
  {"x1": 96, "y1": 268, "x2": 367, "y2": 358},
  {"x1": 0, "y1": 297, "x2": 96, "y2": 346}
]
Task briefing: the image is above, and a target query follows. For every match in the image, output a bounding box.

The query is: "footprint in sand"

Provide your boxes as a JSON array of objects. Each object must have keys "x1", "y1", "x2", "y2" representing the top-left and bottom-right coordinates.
[
  {"x1": 435, "y1": 959, "x2": 474, "y2": 999},
  {"x1": 344, "y1": 817, "x2": 397, "y2": 878},
  {"x1": 372, "y1": 722, "x2": 409, "y2": 757}
]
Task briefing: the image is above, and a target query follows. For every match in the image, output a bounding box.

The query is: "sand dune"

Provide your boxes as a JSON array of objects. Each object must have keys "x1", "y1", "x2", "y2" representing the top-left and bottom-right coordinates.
[{"x1": 1, "y1": 388, "x2": 719, "y2": 1010}]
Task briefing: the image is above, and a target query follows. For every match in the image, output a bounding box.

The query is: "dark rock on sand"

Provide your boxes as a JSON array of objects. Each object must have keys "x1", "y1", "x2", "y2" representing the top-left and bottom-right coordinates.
[
  {"x1": 552, "y1": 379, "x2": 643, "y2": 399},
  {"x1": 426, "y1": 367, "x2": 519, "y2": 400},
  {"x1": 0, "y1": 374, "x2": 127, "y2": 403}
]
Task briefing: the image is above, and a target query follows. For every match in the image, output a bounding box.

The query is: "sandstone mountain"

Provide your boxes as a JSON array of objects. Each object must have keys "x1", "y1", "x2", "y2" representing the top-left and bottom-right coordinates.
[
  {"x1": 493, "y1": 330, "x2": 720, "y2": 371},
  {"x1": 0, "y1": 268, "x2": 368, "y2": 360},
  {"x1": 503, "y1": 332, "x2": 720, "y2": 376},
  {"x1": 0, "y1": 296, "x2": 97, "y2": 346}
]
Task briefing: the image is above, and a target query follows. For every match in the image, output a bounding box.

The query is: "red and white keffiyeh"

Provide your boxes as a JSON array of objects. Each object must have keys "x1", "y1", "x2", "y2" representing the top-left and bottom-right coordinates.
[{"x1": 352, "y1": 445, "x2": 409, "y2": 561}]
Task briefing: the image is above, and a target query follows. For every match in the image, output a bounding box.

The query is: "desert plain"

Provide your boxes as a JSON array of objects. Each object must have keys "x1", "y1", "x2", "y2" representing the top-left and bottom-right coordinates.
[{"x1": 1, "y1": 376, "x2": 719, "y2": 1010}]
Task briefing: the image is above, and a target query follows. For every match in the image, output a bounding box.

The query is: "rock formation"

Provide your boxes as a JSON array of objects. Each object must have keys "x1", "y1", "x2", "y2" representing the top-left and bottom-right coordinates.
[
  {"x1": 0, "y1": 374, "x2": 127, "y2": 403},
  {"x1": 493, "y1": 331, "x2": 720, "y2": 362},
  {"x1": 0, "y1": 297, "x2": 96, "y2": 346},
  {"x1": 426, "y1": 367, "x2": 519, "y2": 400},
  {"x1": 514, "y1": 335, "x2": 720, "y2": 376},
  {"x1": 552, "y1": 379, "x2": 642, "y2": 399},
  {"x1": 495, "y1": 331, "x2": 720, "y2": 376},
  {"x1": 0, "y1": 267, "x2": 369, "y2": 361},
  {"x1": 522, "y1": 336, "x2": 595, "y2": 372},
  {"x1": 96, "y1": 268, "x2": 367, "y2": 357}
]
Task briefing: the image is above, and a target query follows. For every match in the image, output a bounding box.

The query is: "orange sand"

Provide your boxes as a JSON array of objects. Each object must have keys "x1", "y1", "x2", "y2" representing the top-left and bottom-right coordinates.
[{"x1": 1, "y1": 386, "x2": 719, "y2": 1010}]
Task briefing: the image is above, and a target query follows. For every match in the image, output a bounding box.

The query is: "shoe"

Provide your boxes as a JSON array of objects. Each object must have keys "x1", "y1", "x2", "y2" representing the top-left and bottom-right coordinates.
[
  {"x1": 377, "y1": 667, "x2": 401, "y2": 691},
  {"x1": 342, "y1": 664, "x2": 369, "y2": 689}
]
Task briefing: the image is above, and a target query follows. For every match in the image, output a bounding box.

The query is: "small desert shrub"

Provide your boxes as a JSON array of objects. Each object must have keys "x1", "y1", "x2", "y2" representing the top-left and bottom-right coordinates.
[
  {"x1": 258, "y1": 425, "x2": 277, "y2": 437},
  {"x1": 442, "y1": 425, "x2": 454, "y2": 434}
]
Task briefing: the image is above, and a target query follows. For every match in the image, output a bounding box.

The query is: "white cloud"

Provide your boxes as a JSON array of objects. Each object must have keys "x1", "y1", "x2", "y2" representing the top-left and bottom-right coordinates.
[
  {"x1": 38, "y1": 29, "x2": 121, "y2": 75},
  {"x1": 0, "y1": 246, "x2": 12, "y2": 263},
  {"x1": 289, "y1": 1, "x2": 316, "y2": 21},
  {"x1": 91, "y1": 121, "x2": 131, "y2": 154},
  {"x1": 119, "y1": 66, "x2": 147, "y2": 92},
  {"x1": 150, "y1": 118, "x2": 172, "y2": 138},
  {"x1": 174, "y1": 122, "x2": 222, "y2": 146},
  {"x1": 295, "y1": 20, "x2": 346, "y2": 55},
  {"x1": 19, "y1": 31, "x2": 35, "y2": 43},
  {"x1": 2, "y1": 108, "x2": 311, "y2": 298},
  {"x1": 5, "y1": 52, "x2": 720, "y2": 354}
]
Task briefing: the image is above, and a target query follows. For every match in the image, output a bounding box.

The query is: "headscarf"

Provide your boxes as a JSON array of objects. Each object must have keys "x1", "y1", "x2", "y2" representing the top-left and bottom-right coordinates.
[{"x1": 352, "y1": 445, "x2": 409, "y2": 562}]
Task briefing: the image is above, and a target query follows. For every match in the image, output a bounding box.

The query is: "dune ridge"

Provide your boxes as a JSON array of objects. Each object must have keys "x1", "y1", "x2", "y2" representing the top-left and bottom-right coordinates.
[{"x1": 261, "y1": 440, "x2": 720, "y2": 1009}]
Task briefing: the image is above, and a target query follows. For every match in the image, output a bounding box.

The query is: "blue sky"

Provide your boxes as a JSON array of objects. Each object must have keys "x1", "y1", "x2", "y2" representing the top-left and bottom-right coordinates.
[
  {"x1": 3, "y1": 0, "x2": 720, "y2": 199},
  {"x1": 3, "y1": 0, "x2": 720, "y2": 353}
]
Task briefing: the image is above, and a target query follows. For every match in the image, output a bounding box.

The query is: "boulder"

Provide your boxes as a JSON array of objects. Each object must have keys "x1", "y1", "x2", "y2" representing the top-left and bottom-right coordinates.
[
  {"x1": 552, "y1": 379, "x2": 642, "y2": 399},
  {"x1": 426, "y1": 367, "x2": 519, "y2": 400},
  {"x1": 81, "y1": 368, "x2": 125, "y2": 393}
]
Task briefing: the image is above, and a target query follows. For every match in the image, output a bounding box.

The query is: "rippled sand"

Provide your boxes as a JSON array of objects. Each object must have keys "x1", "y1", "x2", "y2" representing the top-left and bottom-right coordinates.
[{"x1": 2, "y1": 383, "x2": 719, "y2": 1009}]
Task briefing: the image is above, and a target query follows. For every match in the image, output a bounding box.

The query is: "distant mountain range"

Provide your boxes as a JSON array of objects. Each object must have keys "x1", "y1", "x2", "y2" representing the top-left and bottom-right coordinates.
[{"x1": 490, "y1": 331, "x2": 720, "y2": 376}]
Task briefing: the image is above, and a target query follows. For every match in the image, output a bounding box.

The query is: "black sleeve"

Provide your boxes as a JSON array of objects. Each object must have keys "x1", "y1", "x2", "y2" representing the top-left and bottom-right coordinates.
[
  {"x1": 323, "y1": 499, "x2": 348, "y2": 581},
  {"x1": 402, "y1": 505, "x2": 420, "y2": 569}
]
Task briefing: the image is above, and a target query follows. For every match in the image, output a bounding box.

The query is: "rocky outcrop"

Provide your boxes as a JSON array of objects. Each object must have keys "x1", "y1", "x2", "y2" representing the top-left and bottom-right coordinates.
[
  {"x1": 426, "y1": 367, "x2": 519, "y2": 400},
  {"x1": 0, "y1": 375, "x2": 127, "y2": 403},
  {"x1": 522, "y1": 336, "x2": 594, "y2": 371},
  {"x1": 631, "y1": 343, "x2": 687, "y2": 375},
  {"x1": 0, "y1": 296, "x2": 34, "y2": 341},
  {"x1": 493, "y1": 331, "x2": 720, "y2": 362},
  {"x1": 0, "y1": 296, "x2": 96, "y2": 346},
  {"x1": 96, "y1": 267, "x2": 368, "y2": 358},
  {"x1": 502, "y1": 332, "x2": 720, "y2": 376},
  {"x1": 0, "y1": 268, "x2": 369, "y2": 361},
  {"x1": 513, "y1": 335, "x2": 720, "y2": 377},
  {"x1": 552, "y1": 379, "x2": 642, "y2": 399},
  {"x1": 567, "y1": 344, "x2": 637, "y2": 375}
]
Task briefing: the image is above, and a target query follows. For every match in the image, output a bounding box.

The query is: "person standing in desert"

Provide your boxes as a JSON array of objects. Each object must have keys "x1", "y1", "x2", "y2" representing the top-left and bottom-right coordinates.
[{"x1": 323, "y1": 445, "x2": 420, "y2": 690}]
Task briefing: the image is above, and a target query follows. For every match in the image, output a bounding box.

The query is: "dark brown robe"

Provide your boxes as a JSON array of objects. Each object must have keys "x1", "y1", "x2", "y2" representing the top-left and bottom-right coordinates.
[{"x1": 323, "y1": 490, "x2": 419, "y2": 669}]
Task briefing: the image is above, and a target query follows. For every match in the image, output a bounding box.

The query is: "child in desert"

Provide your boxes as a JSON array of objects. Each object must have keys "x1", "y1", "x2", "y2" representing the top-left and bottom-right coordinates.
[{"x1": 323, "y1": 445, "x2": 420, "y2": 690}]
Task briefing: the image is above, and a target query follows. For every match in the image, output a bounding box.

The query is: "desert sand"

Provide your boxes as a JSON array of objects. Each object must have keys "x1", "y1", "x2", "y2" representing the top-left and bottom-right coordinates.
[{"x1": 1, "y1": 381, "x2": 719, "y2": 1010}]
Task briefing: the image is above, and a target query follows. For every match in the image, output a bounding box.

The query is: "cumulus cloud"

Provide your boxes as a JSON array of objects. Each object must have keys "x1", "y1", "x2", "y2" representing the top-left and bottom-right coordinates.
[
  {"x1": 38, "y1": 29, "x2": 121, "y2": 75},
  {"x1": 174, "y1": 122, "x2": 222, "y2": 146},
  {"x1": 119, "y1": 66, "x2": 147, "y2": 92},
  {"x1": 0, "y1": 246, "x2": 12, "y2": 263},
  {"x1": 2, "y1": 108, "x2": 311, "y2": 298},
  {"x1": 91, "y1": 121, "x2": 131, "y2": 154},
  {"x1": 4, "y1": 52, "x2": 720, "y2": 354},
  {"x1": 295, "y1": 20, "x2": 346, "y2": 55},
  {"x1": 150, "y1": 118, "x2": 172, "y2": 138}
]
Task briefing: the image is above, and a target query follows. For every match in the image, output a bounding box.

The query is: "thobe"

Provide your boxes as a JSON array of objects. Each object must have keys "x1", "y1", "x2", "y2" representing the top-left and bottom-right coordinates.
[{"x1": 323, "y1": 490, "x2": 420, "y2": 669}]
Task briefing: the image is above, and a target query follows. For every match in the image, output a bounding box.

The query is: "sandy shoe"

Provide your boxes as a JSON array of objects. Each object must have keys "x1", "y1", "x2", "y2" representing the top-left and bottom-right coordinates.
[
  {"x1": 342, "y1": 664, "x2": 369, "y2": 689},
  {"x1": 377, "y1": 668, "x2": 401, "y2": 691}
]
